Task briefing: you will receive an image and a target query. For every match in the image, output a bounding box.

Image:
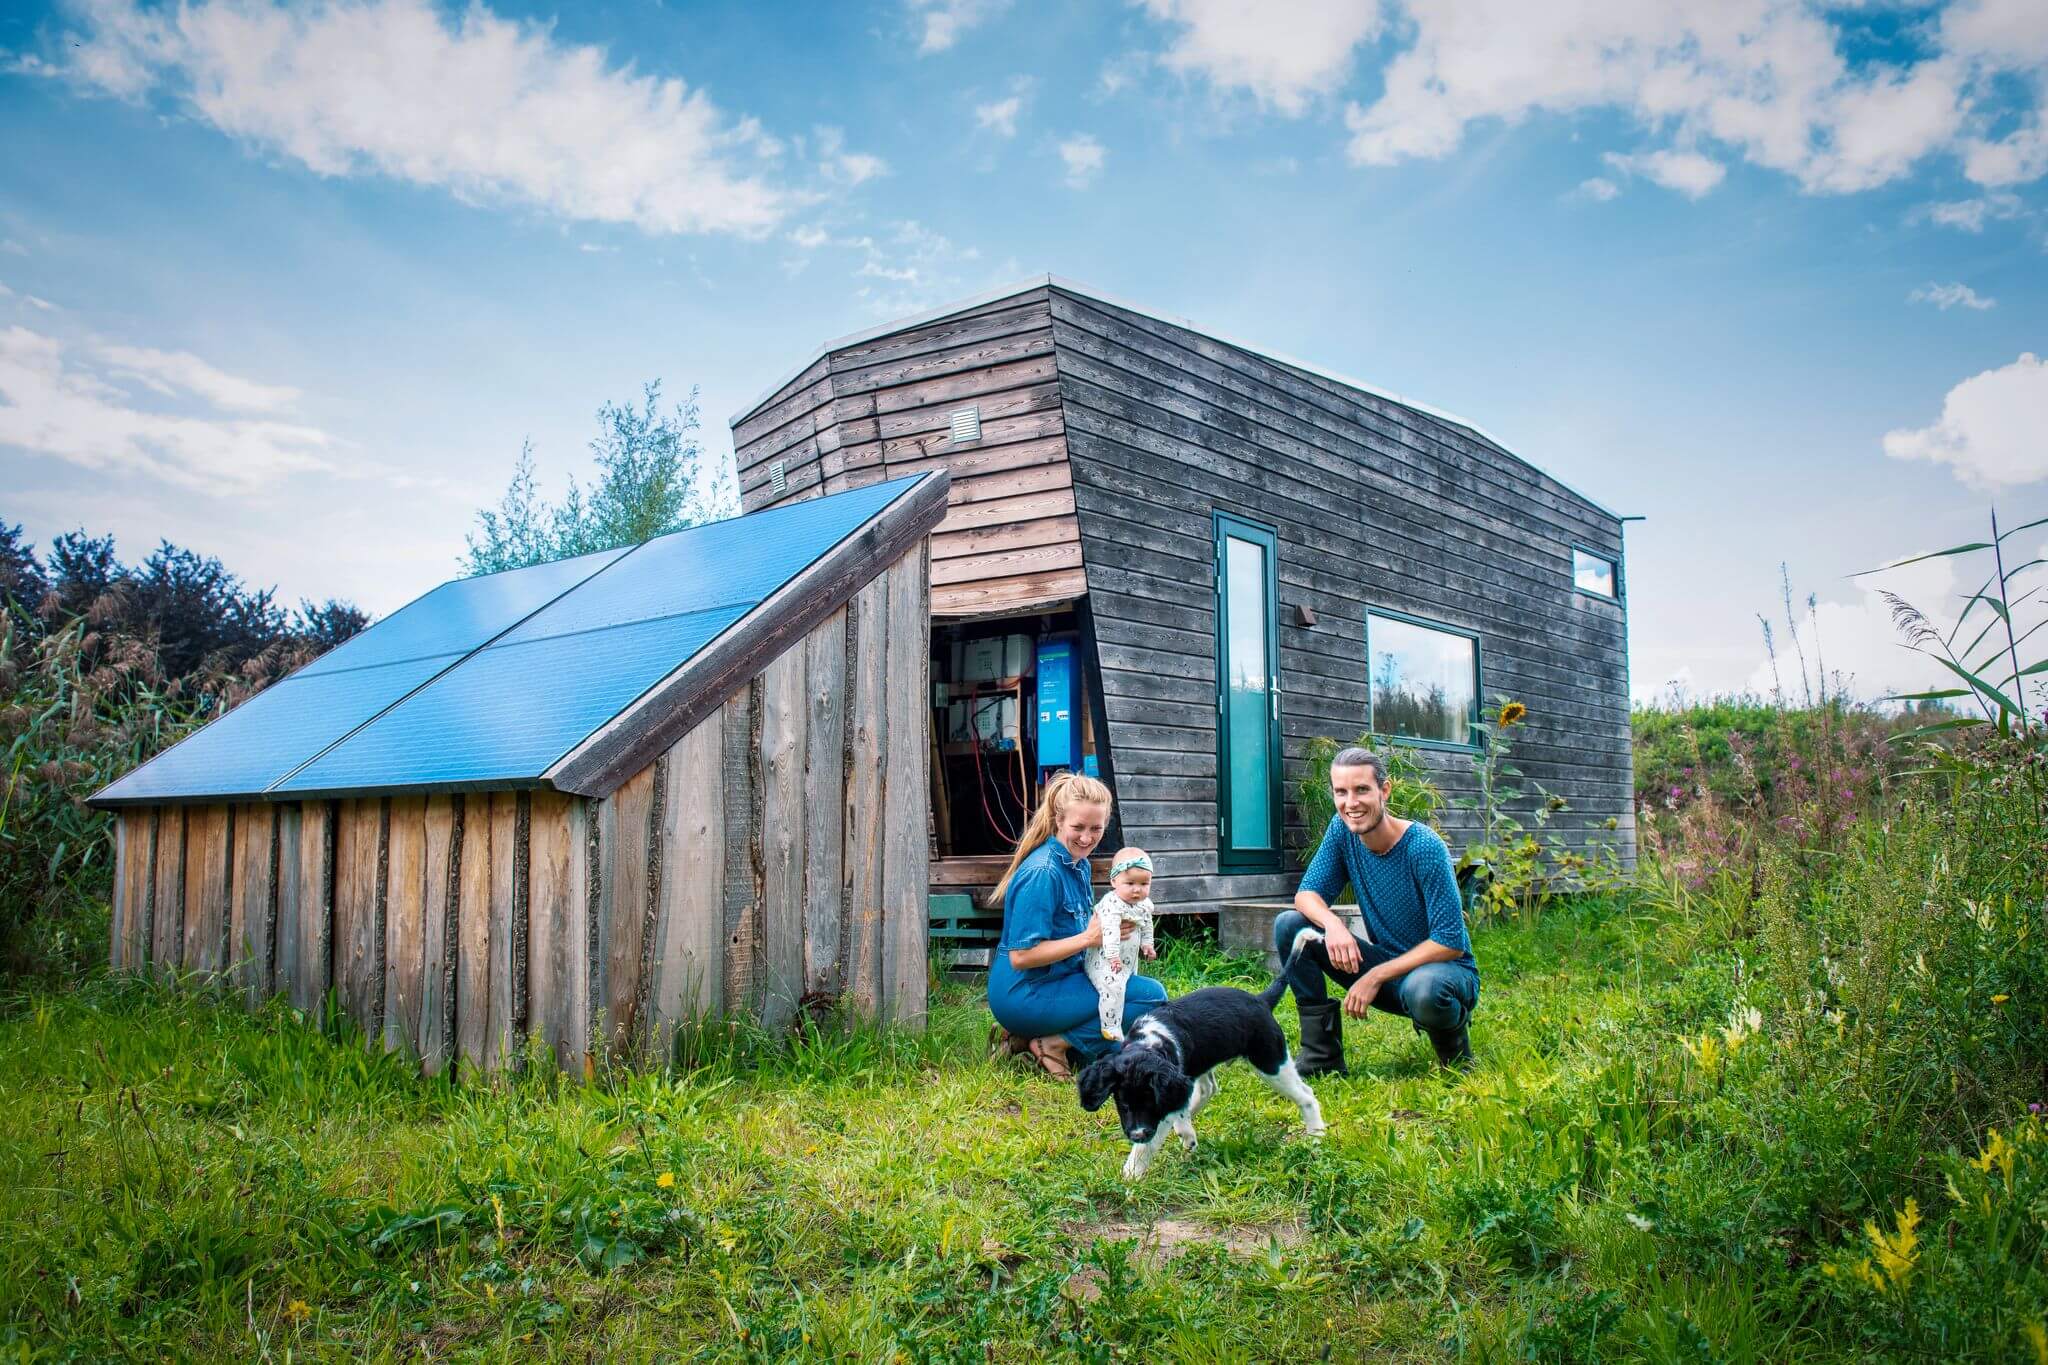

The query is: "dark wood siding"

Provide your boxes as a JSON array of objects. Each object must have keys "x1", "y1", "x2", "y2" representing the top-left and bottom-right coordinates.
[{"x1": 1049, "y1": 288, "x2": 1634, "y2": 915}]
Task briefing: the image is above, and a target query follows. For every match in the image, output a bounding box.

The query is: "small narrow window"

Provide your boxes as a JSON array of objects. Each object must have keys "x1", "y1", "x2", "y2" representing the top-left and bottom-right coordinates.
[
  {"x1": 1365, "y1": 611, "x2": 1480, "y2": 748},
  {"x1": 1572, "y1": 547, "x2": 1617, "y2": 599}
]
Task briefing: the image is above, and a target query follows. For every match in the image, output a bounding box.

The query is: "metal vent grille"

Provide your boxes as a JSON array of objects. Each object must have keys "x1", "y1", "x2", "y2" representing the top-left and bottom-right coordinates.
[
  {"x1": 949, "y1": 406, "x2": 981, "y2": 444},
  {"x1": 770, "y1": 459, "x2": 787, "y2": 494}
]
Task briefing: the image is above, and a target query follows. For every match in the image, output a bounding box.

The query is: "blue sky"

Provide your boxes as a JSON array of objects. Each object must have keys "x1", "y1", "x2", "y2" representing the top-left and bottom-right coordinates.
[{"x1": 2, "y1": 0, "x2": 2044, "y2": 707}]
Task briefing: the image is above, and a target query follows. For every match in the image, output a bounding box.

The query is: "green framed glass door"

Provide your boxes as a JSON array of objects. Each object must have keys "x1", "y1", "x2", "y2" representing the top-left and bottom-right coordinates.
[{"x1": 1214, "y1": 512, "x2": 1282, "y2": 872}]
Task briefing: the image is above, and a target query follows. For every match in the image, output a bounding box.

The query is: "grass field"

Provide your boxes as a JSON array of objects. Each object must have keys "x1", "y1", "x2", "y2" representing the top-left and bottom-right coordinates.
[{"x1": 0, "y1": 887, "x2": 1921, "y2": 1363}]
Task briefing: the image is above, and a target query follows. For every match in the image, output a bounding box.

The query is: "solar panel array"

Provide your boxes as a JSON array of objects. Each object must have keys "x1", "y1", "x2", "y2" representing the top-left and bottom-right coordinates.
[{"x1": 93, "y1": 477, "x2": 924, "y2": 804}]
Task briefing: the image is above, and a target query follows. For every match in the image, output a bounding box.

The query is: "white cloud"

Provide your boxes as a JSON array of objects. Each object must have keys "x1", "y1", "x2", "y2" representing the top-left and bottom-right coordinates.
[
  {"x1": 1338, "y1": 1, "x2": 2044, "y2": 196},
  {"x1": 23, "y1": 296, "x2": 58, "y2": 312},
  {"x1": 1741, "y1": 553, "x2": 1969, "y2": 705},
  {"x1": 787, "y1": 225, "x2": 830, "y2": 250},
  {"x1": 1060, "y1": 133, "x2": 1106, "y2": 188},
  {"x1": 848, "y1": 220, "x2": 985, "y2": 315},
  {"x1": 1577, "y1": 175, "x2": 1621, "y2": 201},
  {"x1": 96, "y1": 342, "x2": 301, "y2": 412},
  {"x1": 1604, "y1": 148, "x2": 1726, "y2": 198},
  {"x1": 0, "y1": 325, "x2": 335, "y2": 494},
  {"x1": 1919, "y1": 191, "x2": 2025, "y2": 231},
  {"x1": 1884, "y1": 353, "x2": 2048, "y2": 488},
  {"x1": 976, "y1": 94, "x2": 1024, "y2": 137},
  {"x1": 1136, "y1": 0, "x2": 1383, "y2": 115},
  {"x1": 1909, "y1": 281, "x2": 1996, "y2": 310},
  {"x1": 908, "y1": 0, "x2": 1010, "y2": 54},
  {"x1": 813, "y1": 126, "x2": 887, "y2": 185},
  {"x1": 0, "y1": 241, "x2": 26, "y2": 257},
  {"x1": 47, "y1": 0, "x2": 794, "y2": 237}
]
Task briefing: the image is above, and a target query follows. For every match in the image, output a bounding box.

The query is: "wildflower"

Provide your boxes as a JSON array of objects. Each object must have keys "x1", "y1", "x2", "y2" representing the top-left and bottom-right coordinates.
[
  {"x1": 656, "y1": 1171, "x2": 676, "y2": 1189},
  {"x1": 1973, "y1": 1129, "x2": 2016, "y2": 1183},
  {"x1": 1625, "y1": 1213, "x2": 1655, "y2": 1232},
  {"x1": 1498, "y1": 700, "x2": 1527, "y2": 727},
  {"x1": 2030, "y1": 1103, "x2": 2041, "y2": 1115},
  {"x1": 286, "y1": 1300, "x2": 311, "y2": 1322},
  {"x1": 1847, "y1": 1198, "x2": 1922, "y2": 1292},
  {"x1": 2026, "y1": 1320, "x2": 2048, "y2": 1365},
  {"x1": 1683, "y1": 1033, "x2": 1722, "y2": 1073},
  {"x1": 1994, "y1": 994, "x2": 2011, "y2": 1005}
]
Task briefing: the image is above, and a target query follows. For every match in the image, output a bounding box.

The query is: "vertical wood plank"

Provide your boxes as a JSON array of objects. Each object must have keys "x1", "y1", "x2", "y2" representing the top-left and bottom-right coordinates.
[
  {"x1": 758, "y1": 648, "x2": 807, "y2": 1034},
  {"x1": 273, "y1": 804, "x2": 307, "y2": 1010},
  {"x1": 335, "y1": 798, "x2": 384, "y2": 1041},
  {"x1": 231, "y1": 803, "x2": 275, "y2": 1006},
  {"x1": 600, "y1": 766, "x2": 656, "y2": 1058},
  {"x1": 803, "y1": 608, "x2": 848, "y2": 1000},
  {"x1": 527, "y1": 790, "x2": 590, "y2": 1074},
  {"x1": 455, "y1": 795, "x2": 491, "y2": 1073},
  {"x1": 419, "y1": 795, "x2": 457, "y2": 1075},
  {"x1": 842, "y1": 580, "x2": 888, "y2": 1016},
  {"x1": 116, "y1": 810, "x2": 152, "y2": 971},
  {"x1": 651, "y1": 717, "x2": 725, "y2": 1050},
  {"x1": 383, "y1": 796, "x2": 427, "y2": 1059},
  {"x1": 153, "y1": 807, "x2": 184, "y2": 977},
  {"x1": 184, "y1": 804, "x2": 230, "y2": 976},
  {"x1": 489, "y1": 792, "x2": 522, "y2": 1071},
  {"x1": 109, "y1": 814, "x2": 129, "y2": 971},
  {"x1": 721, "y1": 689, "x2": 759, "y2": 1018},
  {"x1": 880, "y1": 549, "x2": 931, "y2": 1026},
  {"x1": 293, "y1": 802, "x2": 331, "y2": 1013}
]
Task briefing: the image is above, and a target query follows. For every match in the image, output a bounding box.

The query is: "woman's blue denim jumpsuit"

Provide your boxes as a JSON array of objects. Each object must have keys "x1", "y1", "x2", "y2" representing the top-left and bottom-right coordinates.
[{"x1": 984, "y1": 838, "x2": 1166, "y2": 1061}]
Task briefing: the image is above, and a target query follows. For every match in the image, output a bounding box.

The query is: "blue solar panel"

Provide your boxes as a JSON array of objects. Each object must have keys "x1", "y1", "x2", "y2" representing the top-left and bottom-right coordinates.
[
  {"x1": 92, "y1": 654, "x2": 458, "y2": 802},
  {"x1": 298, "y1": 545, "x2": 629, "y2": 676},
  {"x1": 494, "y1": 480, "x2": 912, "y2": 644},
  {"x1": 92, "y1": 474, "x2": 929, "y2": 803},
  {"x1": 275, "y1": 607, "x2": 749, "y2": 792}
]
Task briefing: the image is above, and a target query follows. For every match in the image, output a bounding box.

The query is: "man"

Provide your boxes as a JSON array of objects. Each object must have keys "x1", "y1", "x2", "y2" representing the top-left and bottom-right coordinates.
[{"x1": 1272, "y1": 747, "x2": 1479, "y2": 1074}]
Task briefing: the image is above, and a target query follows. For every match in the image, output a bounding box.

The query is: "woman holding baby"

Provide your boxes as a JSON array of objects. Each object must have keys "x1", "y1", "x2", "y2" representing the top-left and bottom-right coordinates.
[{"x1": 986, "y1": 772, "x2": 1168, "y2": 1079}]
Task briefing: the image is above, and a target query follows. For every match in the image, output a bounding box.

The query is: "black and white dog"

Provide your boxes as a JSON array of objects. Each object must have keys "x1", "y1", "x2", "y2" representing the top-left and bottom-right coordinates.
[{"x1": 1076, "y1": 927, "x2": 1327, "y2": 1181}]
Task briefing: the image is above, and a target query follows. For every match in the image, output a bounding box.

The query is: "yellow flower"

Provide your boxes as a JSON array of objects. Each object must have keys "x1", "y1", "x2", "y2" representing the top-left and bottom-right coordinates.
[
  {"x1": 2024, "y1": 1320, "x2": 2047, "y2": 1365},
  {"x1": 1973, "y1": 1129, "x2": 2016, "y2": 1183},
  {"x1": 1993, "y1": 994, "x2": 2010, "y2": 1004},
  {"x1": 656, "y1": 1171, "x2": 676, "y2": 1189},
  {"x1": 1498, "y1": 701, "x2": 1527, "y2": 727},
  {"x1": 1850, "y1": 1198, "x2": 1921, "y2": 1292},
  {"x1": 1683, "y1": 1033, "x2": 1721, "y2": 1074},
  {"x1": 285, "y1": 1299, "x2": 311, "y2": 1322}
]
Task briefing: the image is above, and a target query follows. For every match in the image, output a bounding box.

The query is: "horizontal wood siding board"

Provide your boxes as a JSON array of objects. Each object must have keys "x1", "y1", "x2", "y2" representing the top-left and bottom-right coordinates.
[
  {"x1": 827, "y1": 298, "x2": 1052, "y2": 382},
  {"x1": 732, "y1": 359, "x2": 831, "y2": 449},
  {"x1": 547, "y1": 470, "x2": 950, "y2": 797},
  {"x1": 929, "y1": 540, "x2": 1084, "y2": 586},
  {"x1": 833, "y1": 431, "x2": 1068, "y2": 486},
  {"x1": 930, "y1": 514, "x2": 1079, "y2": 561},
  {"x1": 871, "y1": 353, "x2": 1059, "y2": 416},
  {"x1": 931, "y1": 567, "x2": 1088, "y2": 617}
]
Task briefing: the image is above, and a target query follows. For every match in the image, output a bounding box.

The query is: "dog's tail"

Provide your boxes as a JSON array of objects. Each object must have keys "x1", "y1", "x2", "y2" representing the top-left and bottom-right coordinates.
[{"x1": 1260, "y1": 926, "x2": 1324, "y2": 1011}]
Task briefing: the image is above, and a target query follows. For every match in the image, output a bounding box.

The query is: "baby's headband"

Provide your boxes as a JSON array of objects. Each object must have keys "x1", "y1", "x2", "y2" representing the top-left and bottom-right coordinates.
[{"x1": 1110, "y1": 852, "x2": 1153, "y2": 877}]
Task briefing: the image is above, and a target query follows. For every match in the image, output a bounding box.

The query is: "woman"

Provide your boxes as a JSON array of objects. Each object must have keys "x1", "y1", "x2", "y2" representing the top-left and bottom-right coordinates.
[{"x1": 986, "y1": 772, "x2": 1168, "y2": 1079}]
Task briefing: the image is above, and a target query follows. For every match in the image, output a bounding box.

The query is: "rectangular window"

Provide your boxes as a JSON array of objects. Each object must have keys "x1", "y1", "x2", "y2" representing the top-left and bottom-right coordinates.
[
  {"x1": 1572, "y1": 547, "x2": 1618, "y2": 599},
  {"x1": 1366, "y1": 611, "x2": 1479, "y2": 748},
  {"x1": 1214, "y1": 513, "x2": 1282, "y2": 871}
]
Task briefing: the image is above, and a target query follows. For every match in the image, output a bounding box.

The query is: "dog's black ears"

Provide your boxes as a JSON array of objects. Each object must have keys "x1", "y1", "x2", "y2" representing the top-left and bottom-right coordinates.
[
  {"x1": 1076, "y1": 1056, "x2": 1117, "y2": 1112},
  {"x1": 1145, "y1": 1060, "x2": 1193, "y2": 1117}
]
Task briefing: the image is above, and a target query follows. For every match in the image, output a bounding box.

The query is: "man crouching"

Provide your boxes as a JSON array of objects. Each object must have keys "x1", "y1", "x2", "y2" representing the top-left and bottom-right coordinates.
[{"x1": 1273, "y1": 747, "x2": 1479, "y2": 1075}]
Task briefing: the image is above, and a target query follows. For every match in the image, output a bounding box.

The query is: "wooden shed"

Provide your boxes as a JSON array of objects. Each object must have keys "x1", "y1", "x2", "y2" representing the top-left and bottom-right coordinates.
[
  {"x1": 730, "y1": 278, "x2": 1635, "y2": 941},
  {"x1": 90, "y1": 473, "x2": 949, "y2": 1075}
]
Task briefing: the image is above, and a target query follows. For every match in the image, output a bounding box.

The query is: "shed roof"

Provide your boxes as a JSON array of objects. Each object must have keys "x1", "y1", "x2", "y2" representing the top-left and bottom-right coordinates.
[{"x1": 90, "y1": 471, "x2": 949, "y2": 808}]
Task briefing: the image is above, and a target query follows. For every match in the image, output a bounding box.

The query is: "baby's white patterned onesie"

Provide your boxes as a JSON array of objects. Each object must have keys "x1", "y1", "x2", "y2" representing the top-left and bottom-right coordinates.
[{"x1": 1084, "y1": 890, "x2": 1155, "y2": 1040}]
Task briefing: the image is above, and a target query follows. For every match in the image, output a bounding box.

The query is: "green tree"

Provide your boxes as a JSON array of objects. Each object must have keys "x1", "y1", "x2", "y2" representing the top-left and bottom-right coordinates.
[{"x1": 463, "y1": 381, "x2": 736, "y2": 575}]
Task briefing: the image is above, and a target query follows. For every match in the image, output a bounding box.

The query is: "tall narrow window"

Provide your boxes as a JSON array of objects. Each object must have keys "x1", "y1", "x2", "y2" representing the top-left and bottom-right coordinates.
[
  {"x1": 1572, "y1": 547, "x2": 1618, "y2": 599},
  {"x1": 1215, "y1": 513, "x2": 1282, "y2": 871},
  {"x1": 1365, "y1": 611, "x2": 1479, "y2": 748}
]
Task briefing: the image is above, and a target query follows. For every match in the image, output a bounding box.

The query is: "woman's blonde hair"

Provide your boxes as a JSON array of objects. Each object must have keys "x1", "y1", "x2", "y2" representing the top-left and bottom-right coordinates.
[{"x1": 991, "y1": 771, "x2": 1113, "y2": 904}]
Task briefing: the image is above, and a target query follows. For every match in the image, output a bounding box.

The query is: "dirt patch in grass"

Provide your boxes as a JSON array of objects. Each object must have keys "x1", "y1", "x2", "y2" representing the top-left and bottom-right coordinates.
[{"x1": 1061, "y1": 1217, "x2": 1308, "y2": 1299}]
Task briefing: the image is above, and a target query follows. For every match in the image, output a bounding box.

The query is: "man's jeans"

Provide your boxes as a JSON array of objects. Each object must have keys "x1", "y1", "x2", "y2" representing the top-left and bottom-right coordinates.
[{"x1": 1272, "y1": 909, "x2": 1478, "y2": 1040}]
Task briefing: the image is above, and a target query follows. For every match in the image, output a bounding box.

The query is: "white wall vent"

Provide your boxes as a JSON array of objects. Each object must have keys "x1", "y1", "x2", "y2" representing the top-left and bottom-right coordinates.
[
  {"x1": 770, "y1": 459, "x2": 787, "y2": 494},
  {"x1": 949, "y1": 406, "x2": 982, "y2": 444}
]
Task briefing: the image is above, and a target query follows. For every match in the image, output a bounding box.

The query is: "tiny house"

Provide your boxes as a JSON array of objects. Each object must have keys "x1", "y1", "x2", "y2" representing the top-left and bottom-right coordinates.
[
  {"x1": 730, "y1": 278, "x2": 1635, "y2": 941},
  {"x1": 90, "y1": 474, "x2": 948, "y2": 1074}
]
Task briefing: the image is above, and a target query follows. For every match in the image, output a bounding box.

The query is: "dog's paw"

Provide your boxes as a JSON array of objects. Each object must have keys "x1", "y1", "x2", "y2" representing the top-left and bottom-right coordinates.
[
  {"x1": 1177, "y1": 1129, "x2": 1198, "y2": 1152},
  {"x1": 1121, "y1": 1149, "x2": 1152, "y2": 1181},
  {"x1": 1305, "y1": 1118, "x2": 1328, "y2": 1139}
]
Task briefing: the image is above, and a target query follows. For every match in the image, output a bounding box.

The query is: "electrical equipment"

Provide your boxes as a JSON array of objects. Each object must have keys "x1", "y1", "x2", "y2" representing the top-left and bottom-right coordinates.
[
  {"x1": 1036, "y1": 638, "x2": 1076, "y2": 773},
  {"x1": 953, "y1": 633, "x2": 1029, "y2": 683}
]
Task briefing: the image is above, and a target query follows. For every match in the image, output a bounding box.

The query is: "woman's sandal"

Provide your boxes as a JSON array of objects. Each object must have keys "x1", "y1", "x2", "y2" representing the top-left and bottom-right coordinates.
[
  {"x1": 988, "y1": 1022, "x2": 1032, "y2": 1061},
  {"x1": 1026, "y1": 1036, "x2": 1074, "y2": 1081}
]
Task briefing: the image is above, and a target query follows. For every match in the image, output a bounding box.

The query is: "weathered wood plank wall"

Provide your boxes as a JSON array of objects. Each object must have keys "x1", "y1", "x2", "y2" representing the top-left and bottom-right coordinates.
[
  {"x1": 103, "y1": 547, "x2": 933, "y2": 1075},
  {"x1": 1048, "y1": 287, "x2": 1634, "y2": 914},
  {"x1": 735, "y1": 290, "x2": 1086, "y2": 616}
]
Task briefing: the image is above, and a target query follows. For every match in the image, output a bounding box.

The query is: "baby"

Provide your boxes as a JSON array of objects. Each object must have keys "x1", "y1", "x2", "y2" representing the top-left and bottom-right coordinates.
[{"x1": 1086, "y1": 847, "x2": 1158, "y2": 1041}]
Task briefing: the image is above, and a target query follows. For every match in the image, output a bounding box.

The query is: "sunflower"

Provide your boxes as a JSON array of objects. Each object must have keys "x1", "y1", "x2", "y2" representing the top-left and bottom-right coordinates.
[{"x1": 1498, "y1": 700, "x2": 1528, "y2": 727}]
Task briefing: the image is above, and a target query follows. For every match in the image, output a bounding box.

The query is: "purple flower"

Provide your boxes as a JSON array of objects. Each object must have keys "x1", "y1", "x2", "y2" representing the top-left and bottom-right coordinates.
[
  {"x1": 1670, "y1": 786, "x2": 1683, "y2": 800},
  {"x1": 2031, "y1": 1103, "x2": 2042, "y2": 1115}
]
